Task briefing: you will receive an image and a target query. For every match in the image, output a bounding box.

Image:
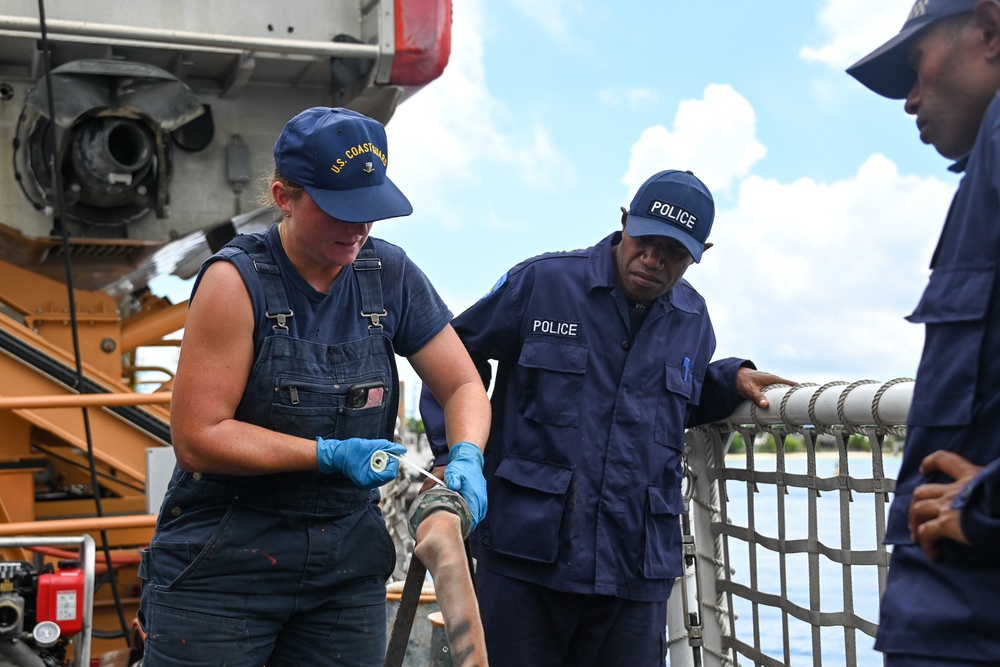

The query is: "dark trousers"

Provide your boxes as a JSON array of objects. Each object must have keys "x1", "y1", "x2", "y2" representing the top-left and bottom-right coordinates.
[
  {"x1": 139, "y1": 473, "x2": 395, "y2": 666},
  {"x1": 476, "y1": 565, "x2": 667, "y2": 667}
]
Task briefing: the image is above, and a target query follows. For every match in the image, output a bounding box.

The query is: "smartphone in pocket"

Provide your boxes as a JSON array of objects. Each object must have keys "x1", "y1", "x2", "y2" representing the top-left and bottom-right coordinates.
[{"x1": 346, "y1": 381, "x2": 386, "y2": 409}]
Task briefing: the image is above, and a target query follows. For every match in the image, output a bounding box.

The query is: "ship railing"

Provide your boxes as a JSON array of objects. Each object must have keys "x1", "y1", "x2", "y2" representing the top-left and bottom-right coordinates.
[{"x1": 668, "y1": 378, "x2": 913, "y2": 667}]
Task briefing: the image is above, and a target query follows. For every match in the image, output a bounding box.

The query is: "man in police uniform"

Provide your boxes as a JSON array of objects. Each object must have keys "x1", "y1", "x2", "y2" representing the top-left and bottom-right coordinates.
[
  {"x1": 420, "y1": 169, "x2": 791, "y2": 666},
  {"x1": 848, "y1": 1, "x2": 1000, "y2": 664}
]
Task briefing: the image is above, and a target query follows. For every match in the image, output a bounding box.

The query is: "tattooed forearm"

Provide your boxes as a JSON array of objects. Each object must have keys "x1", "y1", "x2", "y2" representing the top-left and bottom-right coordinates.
[
  {"x1": 413, "y1": 509, "x2": 489, "y2": 666},
  {"x1": 447, "y1": 618, "x2": 475, "y2": 664}
]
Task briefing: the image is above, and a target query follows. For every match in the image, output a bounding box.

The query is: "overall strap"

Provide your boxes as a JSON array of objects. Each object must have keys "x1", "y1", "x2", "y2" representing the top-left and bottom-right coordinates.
[
  {"x1": 352, "y1": 238, "x2": 401, "y2": 439},
  {"x1": 353, "y1": 237, "x2": 387, "y2": 335},
  {"x1": 225, "y1": 234, "x2": 294, "y2": 335}
]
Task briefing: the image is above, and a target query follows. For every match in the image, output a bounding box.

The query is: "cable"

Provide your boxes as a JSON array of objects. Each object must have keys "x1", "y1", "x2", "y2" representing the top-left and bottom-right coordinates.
[{"x1": 36, "y1": 0, "x2": 132, "y2": 647}]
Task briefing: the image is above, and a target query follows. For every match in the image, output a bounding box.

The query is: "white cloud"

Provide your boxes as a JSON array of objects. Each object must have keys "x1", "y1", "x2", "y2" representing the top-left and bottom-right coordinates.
[
  {"x1": 621, "y1": 84, "x2": 766, "y2": 197},
  {"x1": 695, "y1": 153, "x2": 953, "y2": 382},
  {"x1": 801, "y1": 0, "x2": 914, "y2": 69},
  {"x1": 385, "y1": 0, "x2": 575, "y2": 232},
  {"x1": 382, "y1": 0, "x2": 580, "y2": 411},
  {"x1": 618, "y1": 78, "x2": 954, "y2": 383},
  {"x1": 382, "y1": 3, "x2": 960, "y2": 407},
  {"x1": 407, "y1": 139, "x2": 953, "y2": 390}
]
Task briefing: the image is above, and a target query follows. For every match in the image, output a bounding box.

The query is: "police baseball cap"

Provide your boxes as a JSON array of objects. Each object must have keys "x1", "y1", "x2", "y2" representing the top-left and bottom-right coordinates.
[
  {"x1": 274, "y1": 107, "x2": 413, "y2": 223},
  {"x1": 847, "y1": 0, "x2": 978, "y2": 99},
  {"x1": 624, "y1": 170, "x2": 714, "y2": 263}
]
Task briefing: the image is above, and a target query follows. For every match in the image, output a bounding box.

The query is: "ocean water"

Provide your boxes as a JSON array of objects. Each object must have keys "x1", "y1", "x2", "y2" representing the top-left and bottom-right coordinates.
[{"x1": 710, "y1": 452, "x2": 903, "y2": 667}]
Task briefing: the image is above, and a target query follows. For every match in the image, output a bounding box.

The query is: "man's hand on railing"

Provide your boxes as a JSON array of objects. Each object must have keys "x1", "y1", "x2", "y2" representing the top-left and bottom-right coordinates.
[
  {"x1": 735, "y1": 368, "x2": 796, "y2": 409},
  {"x1": 909, "y1": 450, "x2": 980, "y2": 560}
]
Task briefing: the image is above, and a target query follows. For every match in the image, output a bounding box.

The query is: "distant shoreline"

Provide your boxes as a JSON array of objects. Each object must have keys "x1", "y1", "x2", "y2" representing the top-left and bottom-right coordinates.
[{"x1": 726, "y1": 450, "x2": 903, "y2": 461}]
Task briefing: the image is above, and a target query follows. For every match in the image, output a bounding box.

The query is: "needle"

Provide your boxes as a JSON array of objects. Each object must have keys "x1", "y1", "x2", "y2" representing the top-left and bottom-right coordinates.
[
  {"x1": 371, "y1": 450, "x2": 445, "y2": 487},
  {"x1": 389, "y1": 452, "x2": 446, "y2": 487}
]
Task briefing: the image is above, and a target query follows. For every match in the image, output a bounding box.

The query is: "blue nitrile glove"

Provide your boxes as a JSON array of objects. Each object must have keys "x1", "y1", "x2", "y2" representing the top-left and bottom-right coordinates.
[
  {"x1": 444, "y1": 442, "x2": 487, "y2": 530},
  {"x1": 316, "y1": 437, "x2": 407, "y2": 490}
]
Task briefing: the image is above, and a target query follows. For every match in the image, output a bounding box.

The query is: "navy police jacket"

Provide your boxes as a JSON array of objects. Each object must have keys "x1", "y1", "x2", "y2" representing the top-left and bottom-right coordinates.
[
  {"x1": 875, "y1": 92, "x2": 1000, "y2": 660},
  {"x1": 421, "y1": 232, "x2": 747, "y2": 601}
]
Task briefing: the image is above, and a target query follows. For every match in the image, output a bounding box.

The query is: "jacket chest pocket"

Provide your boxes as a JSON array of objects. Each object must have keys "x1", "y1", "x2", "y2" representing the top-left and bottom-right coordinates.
[
  {"x1": 654, "y1": 360, "x2": 701, "y2": 450},
  {"x1": 905, "y1": 267, "x2": 995, "y2": 427},
  {"x1": 516, "y1": 339, "x2": 588, "y2": 428}
]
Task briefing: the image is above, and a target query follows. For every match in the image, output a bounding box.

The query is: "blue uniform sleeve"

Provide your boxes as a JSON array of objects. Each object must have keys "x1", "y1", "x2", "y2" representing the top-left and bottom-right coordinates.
[
  {"x1": 419, "y1": 270, "x2": 526, "y2": 467},
  {"x1": 956, "y1": 457, "x2": 1000, "y2": 554},
  {"x1": 419, "y1": 387, "x2": 451, "y2": 468},
  {"x1": 688, "y1": 358, "x2": 755, "y2": 427}
]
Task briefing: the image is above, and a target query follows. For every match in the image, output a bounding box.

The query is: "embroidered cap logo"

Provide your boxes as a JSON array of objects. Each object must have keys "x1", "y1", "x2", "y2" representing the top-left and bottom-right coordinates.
[{"x1": 907, "y1": 0, "x2": 930, "y2": 22}]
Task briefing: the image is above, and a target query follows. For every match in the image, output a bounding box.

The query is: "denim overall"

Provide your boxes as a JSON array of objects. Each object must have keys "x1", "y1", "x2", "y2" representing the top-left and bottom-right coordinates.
[{"x1": 140, "y1": 236, "x2": 400, "y2": 667}]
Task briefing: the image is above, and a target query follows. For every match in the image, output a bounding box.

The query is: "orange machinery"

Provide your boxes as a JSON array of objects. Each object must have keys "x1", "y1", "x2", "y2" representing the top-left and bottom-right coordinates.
[{"x1": 0, "y1": 0, "x2": 451, "y2": 662}]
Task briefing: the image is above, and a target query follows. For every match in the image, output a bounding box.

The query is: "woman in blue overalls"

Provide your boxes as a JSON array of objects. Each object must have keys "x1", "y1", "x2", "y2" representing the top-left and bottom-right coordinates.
[{"x1": 138, "y1": 107, "x2": 491, "y2": 667}]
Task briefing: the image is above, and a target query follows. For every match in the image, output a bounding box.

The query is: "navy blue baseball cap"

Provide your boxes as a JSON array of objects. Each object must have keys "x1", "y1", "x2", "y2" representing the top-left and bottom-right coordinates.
[
  {"x1": 274, "y1": 107, "x2": 413, "y2": 223},
  {"x1": 847, "y1": 0, "x2": 978, "y2": 99},
  {"x1": 624, "y1": 170, "x2": 714, "y2": 263}
]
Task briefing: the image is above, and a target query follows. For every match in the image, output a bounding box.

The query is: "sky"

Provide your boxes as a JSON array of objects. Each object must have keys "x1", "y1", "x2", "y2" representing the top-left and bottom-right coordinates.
[{"x1": 152, "y1": 0, "x2": 961, "y2": 418}]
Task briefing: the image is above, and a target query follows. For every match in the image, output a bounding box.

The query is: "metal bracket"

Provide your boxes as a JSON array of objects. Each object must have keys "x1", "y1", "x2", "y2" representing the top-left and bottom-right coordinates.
[
  {"x1": 362, "y1": 309, "x2": 387, "y2": 329},
  {"x1": 266, "y1": 310, "x2": 293, "y2": 330}
]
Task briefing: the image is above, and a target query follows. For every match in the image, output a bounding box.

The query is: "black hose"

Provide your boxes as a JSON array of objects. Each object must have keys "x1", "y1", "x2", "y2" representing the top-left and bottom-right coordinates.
[{"x1": 35, "y1": 0, "x2": 132, "y2": 647}]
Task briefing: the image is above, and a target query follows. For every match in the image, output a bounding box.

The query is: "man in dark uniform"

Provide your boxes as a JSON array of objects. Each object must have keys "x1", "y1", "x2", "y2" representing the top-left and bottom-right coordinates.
[
  {"x1": 848, "y1": 1, "x2": 1000, "y2": 664},
  {"x1": 420, "y1": 169, "x2": 792, "y2": 666}
]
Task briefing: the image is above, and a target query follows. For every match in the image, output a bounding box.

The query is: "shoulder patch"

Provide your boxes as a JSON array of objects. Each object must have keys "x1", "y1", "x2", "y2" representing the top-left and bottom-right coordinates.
[{"x1": 481, "y1": 271, "x2": 509, "y2": 300}]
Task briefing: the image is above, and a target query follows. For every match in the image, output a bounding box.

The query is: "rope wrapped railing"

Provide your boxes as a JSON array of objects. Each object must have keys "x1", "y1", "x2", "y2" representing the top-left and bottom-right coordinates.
[
  {"x1": 670, "y1": 379, "x2": 913, "y2": 667},
  {"x1": 728, "y1": 378, "x2": 913, "y2": 435}
]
